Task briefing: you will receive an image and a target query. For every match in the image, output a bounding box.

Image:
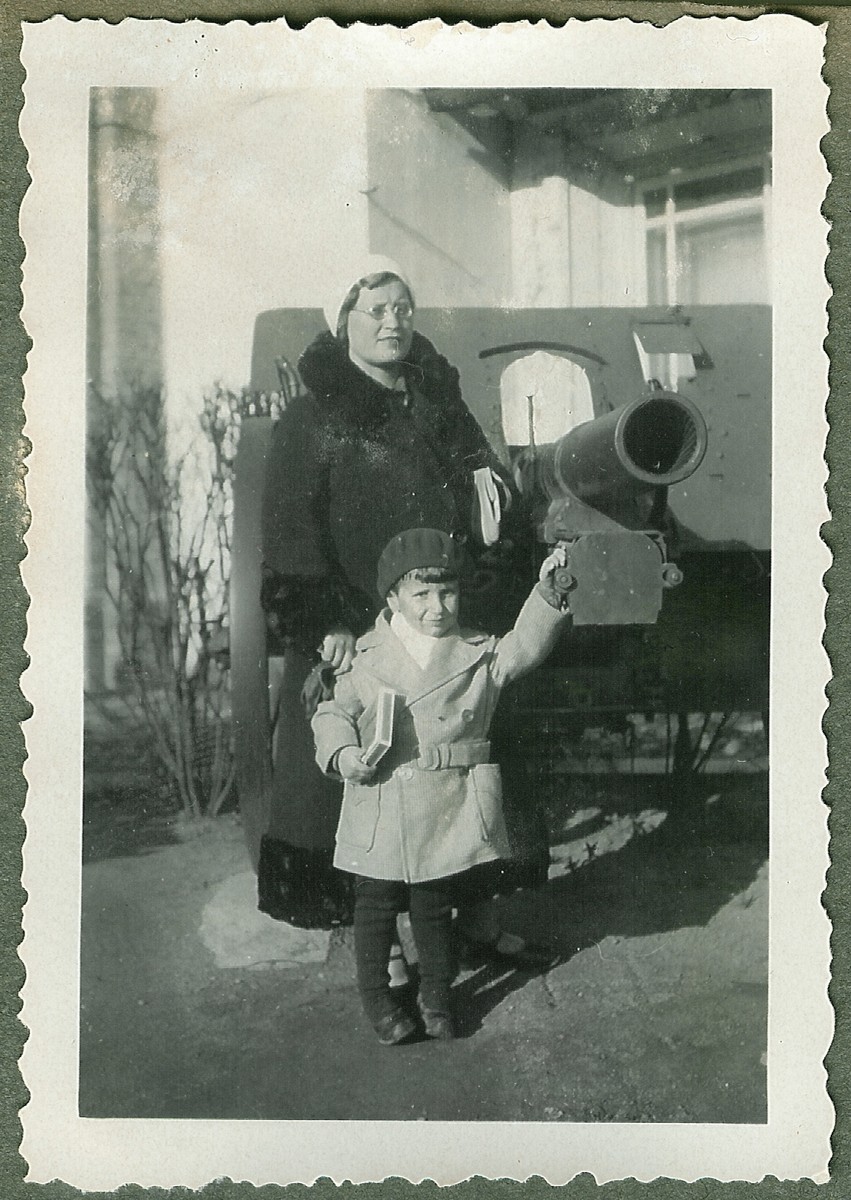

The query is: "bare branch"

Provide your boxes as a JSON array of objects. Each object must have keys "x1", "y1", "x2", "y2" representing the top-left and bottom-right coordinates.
[{"x1": 87, "y1": 382, "x2": 239, "y2": 817}]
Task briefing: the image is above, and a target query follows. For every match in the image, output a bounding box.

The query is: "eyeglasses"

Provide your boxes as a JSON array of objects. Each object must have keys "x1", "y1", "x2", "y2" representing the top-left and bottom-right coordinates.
[{"x1": 351, "y1": 301, "x2": 414, "y2": 322}]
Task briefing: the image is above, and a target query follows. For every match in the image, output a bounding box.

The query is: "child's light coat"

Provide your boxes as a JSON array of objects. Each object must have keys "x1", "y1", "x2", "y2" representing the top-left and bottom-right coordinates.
[{"x1": 312, "y1": 588, "x2": 566, "y2": 883}]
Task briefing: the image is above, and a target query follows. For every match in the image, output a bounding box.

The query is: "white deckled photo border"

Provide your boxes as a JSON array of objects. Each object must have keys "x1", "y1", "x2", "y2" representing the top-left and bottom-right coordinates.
[{"x1": 18, "y1": 14, "x2": 832, "y2": 1188}]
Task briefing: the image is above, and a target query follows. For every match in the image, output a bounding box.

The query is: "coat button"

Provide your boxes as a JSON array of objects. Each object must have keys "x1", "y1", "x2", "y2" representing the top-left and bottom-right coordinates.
[
  {"x1": 399, "y1": 767, "x2": 413, "y2": 780},
  {"x1": 461, "y1": 710, "x2": 474, "y2": 723}
]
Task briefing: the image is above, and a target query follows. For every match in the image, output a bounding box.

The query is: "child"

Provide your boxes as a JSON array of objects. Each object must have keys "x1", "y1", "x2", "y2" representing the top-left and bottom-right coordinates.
[{"x1": 311, "y1": 528, "x2": 568, "y2": 1044}]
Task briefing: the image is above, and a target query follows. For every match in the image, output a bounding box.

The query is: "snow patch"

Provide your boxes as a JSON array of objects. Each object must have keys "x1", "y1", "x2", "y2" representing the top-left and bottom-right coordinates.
[{"x1": 199, "y1": 869, "x2": 331, "y2": 969}]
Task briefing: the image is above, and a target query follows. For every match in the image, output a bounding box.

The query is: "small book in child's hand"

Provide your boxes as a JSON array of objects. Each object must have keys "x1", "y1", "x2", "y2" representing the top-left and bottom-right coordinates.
[{"x1": 362, "y1": 690, "x2": 397, "y2": 768}]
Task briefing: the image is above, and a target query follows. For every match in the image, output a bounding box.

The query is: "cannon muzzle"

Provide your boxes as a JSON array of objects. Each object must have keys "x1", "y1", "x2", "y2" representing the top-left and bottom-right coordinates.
[{"x1": 548, "y1": 392, "x2": 708, "y2": 506}]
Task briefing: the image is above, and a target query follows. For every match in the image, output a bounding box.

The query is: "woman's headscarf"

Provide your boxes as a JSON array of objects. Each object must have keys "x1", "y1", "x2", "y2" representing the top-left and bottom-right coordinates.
[{"x1": 322, "y1": 255, "x2": 415, "y2": 336}]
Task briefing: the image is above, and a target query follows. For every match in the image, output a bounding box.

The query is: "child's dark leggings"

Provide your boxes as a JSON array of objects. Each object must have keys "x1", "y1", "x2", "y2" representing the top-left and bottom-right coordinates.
[{"x1": 354, "y1": 876, "x2": 455, "y2": 1024}]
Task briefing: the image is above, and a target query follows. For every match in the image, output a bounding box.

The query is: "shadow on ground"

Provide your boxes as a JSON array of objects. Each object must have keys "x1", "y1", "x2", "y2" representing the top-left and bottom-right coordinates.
[{"x1": 438, "y1": 775, "x2": 768, "y2": 1039}]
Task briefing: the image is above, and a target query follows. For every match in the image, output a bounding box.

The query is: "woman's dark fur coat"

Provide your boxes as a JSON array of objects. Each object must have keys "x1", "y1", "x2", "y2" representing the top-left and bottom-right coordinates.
[
  {"x1": 257, "y1": 330, "x2": 548, "y2": 925},
  {"x1": 261, "y1": 329, "x2": 505, "y2": 653}
]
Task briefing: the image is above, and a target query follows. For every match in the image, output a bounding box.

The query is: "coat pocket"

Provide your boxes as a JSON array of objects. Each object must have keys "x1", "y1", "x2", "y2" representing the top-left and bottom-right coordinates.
[
  {"x1": 335, "y1": 784, "x2": 381, "y2": 852},
  {"x1": 469, "y1": 763, "x2": 503, "y2": 842}
]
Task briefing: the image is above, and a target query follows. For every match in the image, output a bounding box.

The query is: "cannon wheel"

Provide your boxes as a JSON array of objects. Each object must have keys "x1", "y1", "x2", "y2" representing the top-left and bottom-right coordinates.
[{"x1": 230, "y1": 415, "x2": 274, "y2": 869}]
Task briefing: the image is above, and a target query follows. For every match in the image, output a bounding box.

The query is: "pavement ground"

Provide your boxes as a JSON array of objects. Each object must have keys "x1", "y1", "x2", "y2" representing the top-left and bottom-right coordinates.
[{"x1": 79, "y1": 777, "x2": 768, "y2": 1123}]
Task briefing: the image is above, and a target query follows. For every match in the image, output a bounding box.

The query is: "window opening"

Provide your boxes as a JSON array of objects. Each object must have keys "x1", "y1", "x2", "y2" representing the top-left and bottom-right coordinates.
[
  {"x1": 640, "y1": 158, "x2": 771, "y2": 307},
  {"x1": 499, "y1": 350, "x2": 594, "y2": 448}
]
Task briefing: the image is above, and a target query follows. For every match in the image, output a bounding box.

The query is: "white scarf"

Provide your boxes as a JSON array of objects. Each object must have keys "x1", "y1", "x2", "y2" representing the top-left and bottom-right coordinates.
[{"x1": 389, "y1": 611, "x2": 445, "y2": 669}]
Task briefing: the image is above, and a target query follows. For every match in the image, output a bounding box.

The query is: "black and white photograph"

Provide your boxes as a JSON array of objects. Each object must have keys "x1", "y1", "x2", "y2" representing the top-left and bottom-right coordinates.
[{"x1": 18, "y1": 15, "x2": 831, "y2": 1188}]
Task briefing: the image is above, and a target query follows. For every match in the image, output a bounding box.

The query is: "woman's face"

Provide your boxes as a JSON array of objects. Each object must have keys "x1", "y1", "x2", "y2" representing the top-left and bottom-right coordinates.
[{"x1": 345, "y1": 279, "x2": 414, "y2": 375}]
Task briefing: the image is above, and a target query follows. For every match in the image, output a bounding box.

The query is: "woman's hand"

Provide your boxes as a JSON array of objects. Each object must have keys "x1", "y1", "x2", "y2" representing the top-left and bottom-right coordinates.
[
  {"x1": 319, "y1": 628, "x2": 356, "y2": 674},
  {"x1": 336, "y1": 746, "x2": 377, "y2": 783}
]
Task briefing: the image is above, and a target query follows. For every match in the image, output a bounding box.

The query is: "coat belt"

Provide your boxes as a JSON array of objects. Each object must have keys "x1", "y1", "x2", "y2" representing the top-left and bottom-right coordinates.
[{"x1": 416, "y1": 740, "x2": 491, "y2": 770}]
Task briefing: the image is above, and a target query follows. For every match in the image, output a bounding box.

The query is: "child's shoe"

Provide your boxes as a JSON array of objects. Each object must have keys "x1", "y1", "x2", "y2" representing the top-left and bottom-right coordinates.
[
  {"x1": 373, "y1": 1010, "x2": 417, "y2": 1046},
  {"x1": 418, "y1": 1004, "x2": 455, "y2": 1041}
]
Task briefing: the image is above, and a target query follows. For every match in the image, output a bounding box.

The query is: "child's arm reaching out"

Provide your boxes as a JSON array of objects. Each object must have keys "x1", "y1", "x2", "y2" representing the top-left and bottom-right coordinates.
[{"x1": 492, "y1": 546, "x2": 570, "y2": 686}]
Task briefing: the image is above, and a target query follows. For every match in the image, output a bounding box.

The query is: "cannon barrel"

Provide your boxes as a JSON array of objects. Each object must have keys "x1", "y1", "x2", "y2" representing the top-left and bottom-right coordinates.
[
  {"x1": 538, "y1": 392, "x2": 709, "y2": 626},
  {"x1": 548, "y1": 392, "x2": 708, "y2": 504}
]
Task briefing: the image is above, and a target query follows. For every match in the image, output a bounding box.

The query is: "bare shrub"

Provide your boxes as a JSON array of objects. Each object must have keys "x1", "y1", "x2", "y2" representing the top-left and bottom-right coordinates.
[{"x1": 86, "y1": 382, "x2": 241, "y2": 819}]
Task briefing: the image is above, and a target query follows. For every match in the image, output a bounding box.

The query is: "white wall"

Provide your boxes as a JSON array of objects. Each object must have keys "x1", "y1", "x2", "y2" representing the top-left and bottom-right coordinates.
[
  {"x1": 510, "y1": 123, "x2": 640, "y2": 307},
  {"x1": 157, "y1": 88, "x2": 371, "y2": 421},
  {"x1": 510, "y1": 131, "x2": 573, "y2": 307},
  {"x1": 365, "y1": 90, "x2": 512, "y2": 306}
]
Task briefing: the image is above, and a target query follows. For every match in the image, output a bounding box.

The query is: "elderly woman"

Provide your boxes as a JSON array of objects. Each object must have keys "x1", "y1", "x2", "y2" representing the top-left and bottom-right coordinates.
[{"x1": 258, "y1": 256, "x2": 519, "y2": 931}]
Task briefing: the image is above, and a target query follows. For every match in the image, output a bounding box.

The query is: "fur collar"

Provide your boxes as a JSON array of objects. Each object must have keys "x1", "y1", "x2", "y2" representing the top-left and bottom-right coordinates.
[{"x1": 297, "y1": 329, "x2": 457, "y2": 428}]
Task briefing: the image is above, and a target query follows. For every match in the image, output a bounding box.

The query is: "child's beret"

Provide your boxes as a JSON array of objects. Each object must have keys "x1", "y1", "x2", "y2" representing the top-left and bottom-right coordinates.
[{"x1": 376, "y1": 528, "x2": 465, "y2": 599}]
